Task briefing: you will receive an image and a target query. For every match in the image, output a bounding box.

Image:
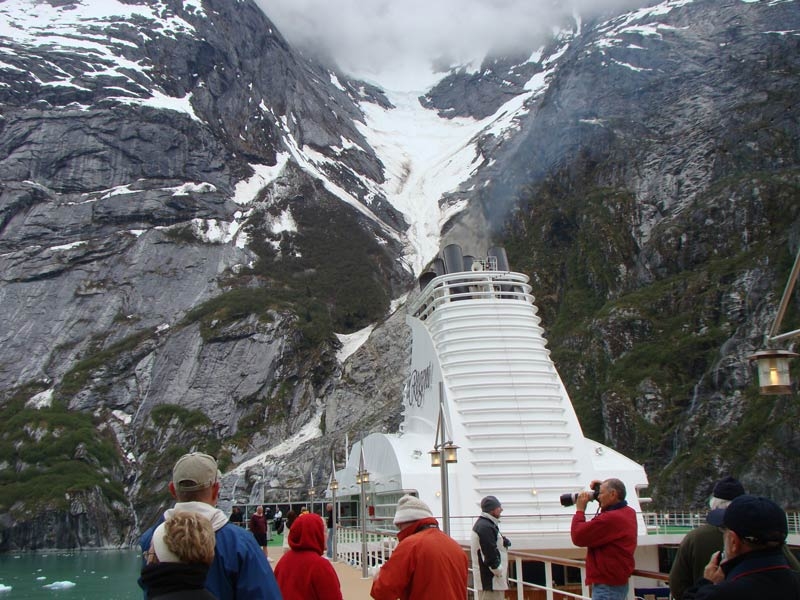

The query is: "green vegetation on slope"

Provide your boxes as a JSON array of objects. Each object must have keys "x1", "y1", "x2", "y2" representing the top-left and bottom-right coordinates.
[{"x1": 0, "y1": 387, "x2": 124, "y2": 515}]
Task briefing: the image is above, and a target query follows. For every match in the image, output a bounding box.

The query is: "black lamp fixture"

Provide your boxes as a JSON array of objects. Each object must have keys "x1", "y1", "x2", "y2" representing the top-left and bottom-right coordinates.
[{"x1": 749, "y1": 248, "x2": 800, "y2": 394}]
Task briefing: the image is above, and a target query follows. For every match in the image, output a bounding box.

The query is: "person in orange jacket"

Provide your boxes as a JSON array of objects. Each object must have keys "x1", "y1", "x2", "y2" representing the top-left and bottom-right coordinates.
[{"x1": 370, "y1": 495, "x2": 468, "y2": 600}]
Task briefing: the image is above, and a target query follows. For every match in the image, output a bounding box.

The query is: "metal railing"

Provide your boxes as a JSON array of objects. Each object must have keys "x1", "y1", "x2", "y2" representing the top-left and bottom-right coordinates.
[
  {"x1": 329, "y1": 512, "x2": 800, "y2": 598},
  {"x1": 331, "y1": 526, "x2": 670, "y2": 600}
]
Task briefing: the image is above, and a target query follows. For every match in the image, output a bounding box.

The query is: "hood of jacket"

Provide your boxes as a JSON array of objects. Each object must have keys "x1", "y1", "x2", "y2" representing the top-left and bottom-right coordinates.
[{"x1": 288, "y1": 512, "x2": 325, "y2": 554}]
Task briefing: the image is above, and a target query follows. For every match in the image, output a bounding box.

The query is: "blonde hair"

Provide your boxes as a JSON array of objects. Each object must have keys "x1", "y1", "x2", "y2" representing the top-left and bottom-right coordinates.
[{"x1": 163, "y1": 511, "x2": 216, "y2": 565}]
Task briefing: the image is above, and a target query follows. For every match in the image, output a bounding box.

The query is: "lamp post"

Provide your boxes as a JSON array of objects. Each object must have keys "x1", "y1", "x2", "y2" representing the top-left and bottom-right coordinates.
[
  {"x1": 750, "y1": 248, "x2": 800, "y2": 394},
  {"x1": 356, "y1": 446, "x2": 370, "y2": 578},
  {"x1": 429, "y1": 381, "x2": 458, "y2": 535},
  {"x1": 308, "y1": 471, "x2": 316, "y2": 514},
  {"x1": 329, "y1": 453, "x2": 338, "y2": 561}
]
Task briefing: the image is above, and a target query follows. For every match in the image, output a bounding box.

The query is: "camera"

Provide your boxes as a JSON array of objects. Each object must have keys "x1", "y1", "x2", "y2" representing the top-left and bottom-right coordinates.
[{"x1": 560, "y1": 482, "x2": 600, "y2": 507}]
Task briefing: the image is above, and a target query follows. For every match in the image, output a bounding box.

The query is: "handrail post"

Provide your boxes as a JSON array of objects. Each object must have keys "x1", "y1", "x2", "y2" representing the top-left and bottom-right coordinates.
[{"x1": 545, "y1": 557, "x2": 554, "y2": 600}]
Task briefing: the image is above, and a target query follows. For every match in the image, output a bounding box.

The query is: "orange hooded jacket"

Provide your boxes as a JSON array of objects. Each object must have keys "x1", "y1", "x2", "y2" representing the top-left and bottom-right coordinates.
[{"x1": 370, "y1": 517, "x2": 468, "y2": 600}]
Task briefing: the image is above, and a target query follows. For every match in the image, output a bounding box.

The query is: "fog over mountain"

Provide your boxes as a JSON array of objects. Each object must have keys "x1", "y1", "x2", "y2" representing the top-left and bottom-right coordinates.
[{"x1": 258, "y1": 0, "x2": 656, "y2": 88}]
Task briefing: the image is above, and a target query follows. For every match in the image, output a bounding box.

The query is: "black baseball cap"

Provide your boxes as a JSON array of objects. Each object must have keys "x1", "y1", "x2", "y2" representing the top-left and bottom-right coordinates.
[{"x1": 707, "y1": 494, "x2": 788, "y2": 544}]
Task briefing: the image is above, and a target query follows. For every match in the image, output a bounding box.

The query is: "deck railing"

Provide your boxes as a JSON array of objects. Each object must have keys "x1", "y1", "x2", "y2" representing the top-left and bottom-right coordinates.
[
  {"x1": 330, "y1": 512, "x2": 800, "y2": 598},
  {"x1": 333, "y1": 525, "x2": 671, "y2": 600}
]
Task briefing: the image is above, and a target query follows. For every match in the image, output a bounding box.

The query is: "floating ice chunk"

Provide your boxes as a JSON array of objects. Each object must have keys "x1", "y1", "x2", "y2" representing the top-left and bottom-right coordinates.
[
  {"x1": 43, "y1": 581, "x2": 76, "y2": 590},
  {"x1": 36, "y1": 576, "x2": 46, "y2": 580},
  {"x1": 0, "y1": 583, "x2": 11, "y2": 592}
]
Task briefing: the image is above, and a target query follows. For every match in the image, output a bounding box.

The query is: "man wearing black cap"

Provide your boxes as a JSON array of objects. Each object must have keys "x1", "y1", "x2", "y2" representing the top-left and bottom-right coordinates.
[
  {"x1": 669, "y1": 476, "x2": 746, "y2": 600},
  {"x1": 470, "y1": 495, "x2": 510, "y2": 599},
  {"x1": 685, "y1": 495, "x2": 800, "y2": 599}
]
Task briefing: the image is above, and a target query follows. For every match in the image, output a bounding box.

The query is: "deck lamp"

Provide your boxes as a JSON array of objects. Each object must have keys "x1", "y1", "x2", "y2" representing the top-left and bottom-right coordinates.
[
  {"x1": 357, "y1": 445, "x2": 370, "y2": 579},
  {"x1": 443, "y1": 442, "x2": 459, "y2": 464},
  {"x1": 749, "y1": 248, "x2": 800, "y2": 395},
  {"x1": 430, "y1": 382, "x2": 458, "y2": 535},
  {"x1": 749, "y1": 349, "x2": 798, "y2": 395},
  {"x1": 329, "y1": 453, "x2": 338, "y2": 562}
]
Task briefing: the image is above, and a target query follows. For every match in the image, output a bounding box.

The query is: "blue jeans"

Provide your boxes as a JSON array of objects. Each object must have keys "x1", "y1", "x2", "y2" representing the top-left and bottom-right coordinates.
[{"x1": 592, "y1": 583, "x2": 628, "y2": 600}]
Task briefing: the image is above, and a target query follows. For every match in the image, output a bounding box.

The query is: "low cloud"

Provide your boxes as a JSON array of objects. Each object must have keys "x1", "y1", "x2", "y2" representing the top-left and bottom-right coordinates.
[{"x1": 256, "y1": 0, "x2": 655, "y2": 85}]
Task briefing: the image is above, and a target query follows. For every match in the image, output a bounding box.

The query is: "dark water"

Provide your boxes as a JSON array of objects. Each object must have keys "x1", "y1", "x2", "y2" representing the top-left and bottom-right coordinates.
[{"x1": 0, "y1": 549, "x2": 141, "y2": 599}]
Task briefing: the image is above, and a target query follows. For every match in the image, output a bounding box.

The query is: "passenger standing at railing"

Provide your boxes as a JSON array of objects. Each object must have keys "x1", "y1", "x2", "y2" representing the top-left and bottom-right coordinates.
[
  {"x1": 670, "y1": 476, "x2": 800, "y2": 599},
  {"x1": 669, "y1": 476, "x2": 745, "y2": 600},
  {"x1": 470, "y1": 495, "x2": 510, "y2": 600},
  {"x1": 684, "y1": 495, "x2": 800, "y2": 599},
  {"x1": 570, "y1": 478, "x2": 637, "y2": 600},
  {"x1": 370, "y1": 495, "x2": 467, "y2": 600}
]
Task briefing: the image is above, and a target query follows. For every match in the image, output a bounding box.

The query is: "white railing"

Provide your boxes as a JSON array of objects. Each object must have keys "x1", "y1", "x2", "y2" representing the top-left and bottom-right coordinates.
[
  {"x1": 333, "y1": 513, "x2": 800, "y2": 598},
  {"x1": 410, "y1": 271, "x2": 534, "y2": 321},
  {"x1": 333, "y1": 525, "x2": 670, "y2": 600}
]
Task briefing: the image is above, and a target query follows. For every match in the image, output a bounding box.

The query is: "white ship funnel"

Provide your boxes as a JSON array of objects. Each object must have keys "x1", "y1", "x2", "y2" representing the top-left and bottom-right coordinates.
[{"x1": 335, "y1": 248, "x2": 649, "y2": 546}]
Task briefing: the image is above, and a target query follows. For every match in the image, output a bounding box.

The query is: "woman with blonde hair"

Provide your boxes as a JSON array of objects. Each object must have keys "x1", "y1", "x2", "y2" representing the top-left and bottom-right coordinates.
[{"x1": 140, "y1": 510, "x2": 218, "y2": 599}]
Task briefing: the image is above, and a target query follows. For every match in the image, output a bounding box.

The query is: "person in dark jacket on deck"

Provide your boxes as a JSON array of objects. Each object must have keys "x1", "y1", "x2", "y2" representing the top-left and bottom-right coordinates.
[
  {"x1": 684, "y1": 495, "x2": 800, "y2": 599},
  {"x1": 570, "y1": 478, "x2": 638, "y2": 600},
  {"x1": 669, "y1": 476, "x2": 747, "y2": 600},
  {"x1": 470, "y1": 495, "x2": 510, "y2": 599},
  {"x1": 139, "y1": 452, "x2": 281, "y2": 600}
]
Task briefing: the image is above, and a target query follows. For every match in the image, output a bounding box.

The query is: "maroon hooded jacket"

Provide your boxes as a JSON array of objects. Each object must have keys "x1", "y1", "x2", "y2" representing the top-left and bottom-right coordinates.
[{"x1": 274, "y1": 513, "x2": 343, "y2": 600}]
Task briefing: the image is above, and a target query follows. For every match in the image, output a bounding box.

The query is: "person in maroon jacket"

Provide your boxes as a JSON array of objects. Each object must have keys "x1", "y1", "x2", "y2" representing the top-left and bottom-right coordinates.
[
  {"x1": 570, "y1": 478, "x2": 638, "y2": 600},
  {"x1": 249, "y1": 505, "x2": 269, "y2": 559}
]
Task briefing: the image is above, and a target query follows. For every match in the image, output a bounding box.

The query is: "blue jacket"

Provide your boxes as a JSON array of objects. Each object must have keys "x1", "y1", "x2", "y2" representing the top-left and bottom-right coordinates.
[{"x1": 140, "y1": 518, "x2": 282, "y2": 600}]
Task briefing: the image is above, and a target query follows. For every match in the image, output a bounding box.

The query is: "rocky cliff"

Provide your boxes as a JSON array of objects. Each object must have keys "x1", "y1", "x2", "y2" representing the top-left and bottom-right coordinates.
[{"x1": 1, "y1": 0, "x2": 799, "y2": 551}]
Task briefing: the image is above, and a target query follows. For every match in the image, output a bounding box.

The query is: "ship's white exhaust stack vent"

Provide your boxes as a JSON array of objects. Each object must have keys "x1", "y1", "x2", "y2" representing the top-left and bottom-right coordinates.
[
  {"x1": 466, "y1": 432, "x2": 571, "y2": 440},
  {"x1": 462, "y1": 419, "x2": 568, "y2": 428},
  {"x1": 469, "y1": 445, "x2": 575, "y2": 454},
  {"x1": 460, "y1": 406, "x2": 566, "y2": 415},
  {"x1": 455, "y1": 394, "x2": 564, "y2": 405}
]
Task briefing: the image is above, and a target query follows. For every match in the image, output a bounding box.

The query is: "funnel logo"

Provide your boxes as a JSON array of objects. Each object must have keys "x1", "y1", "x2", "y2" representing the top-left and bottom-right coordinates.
[{"x1": 404, "y1": 363, "x2": 432, "y2": 408}]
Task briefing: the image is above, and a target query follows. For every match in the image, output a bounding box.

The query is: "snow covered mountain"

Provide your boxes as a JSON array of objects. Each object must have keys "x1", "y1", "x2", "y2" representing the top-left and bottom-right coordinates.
[{"x1": 1, "y1": 0, "x2": 799, "y2": 549}]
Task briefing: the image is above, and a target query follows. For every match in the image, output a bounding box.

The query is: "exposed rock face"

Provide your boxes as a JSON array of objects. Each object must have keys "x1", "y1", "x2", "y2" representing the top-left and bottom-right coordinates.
[
  {"x1": 1, "y1": 0, "x2": 799, "y2": 551},
  {"x1": 454, "y1": 0, "x2": 800, "y2": 506}
]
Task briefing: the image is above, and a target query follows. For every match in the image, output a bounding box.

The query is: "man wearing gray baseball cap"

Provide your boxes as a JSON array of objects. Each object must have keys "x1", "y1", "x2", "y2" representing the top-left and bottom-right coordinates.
[
  {"x1": 685, "y1": 494, "x2": 800, "y2": 599},
  {"x1": 139, "y1": 452, "x2": 282, "y2": 600}
]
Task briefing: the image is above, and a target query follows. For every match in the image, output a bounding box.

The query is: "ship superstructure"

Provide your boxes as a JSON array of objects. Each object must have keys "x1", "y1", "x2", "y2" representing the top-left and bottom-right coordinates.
[{"x1": 334, "y1": 245, "x2": 649, "y2": 546}]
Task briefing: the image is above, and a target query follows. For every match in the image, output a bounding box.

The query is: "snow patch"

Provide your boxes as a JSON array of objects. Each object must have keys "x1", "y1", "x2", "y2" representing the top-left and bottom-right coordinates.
[
  {"x1": 26, "y1": 389, "x2": 53, "y2": 409},
  {"x1": 229, "y1": 413, "x2": 324, "y2": 474},
  {"x1": 233, "y1": 155, "x2": 291, "y2": 205},
  {"x1": 335, "y1": 325, "x2": 375, "y2": 363}
]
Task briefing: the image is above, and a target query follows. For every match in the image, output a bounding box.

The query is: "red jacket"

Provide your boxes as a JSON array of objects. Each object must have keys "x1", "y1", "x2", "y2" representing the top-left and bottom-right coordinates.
[
  {"x1": 274, "y1": 513, "x2": 343, "y2": 600},
  {"x1": 570, "y1": 502, "x2": 637, "y2": 585},
  {"x1": 371, "y1": 518, "x2": 468, "y2": 600}
]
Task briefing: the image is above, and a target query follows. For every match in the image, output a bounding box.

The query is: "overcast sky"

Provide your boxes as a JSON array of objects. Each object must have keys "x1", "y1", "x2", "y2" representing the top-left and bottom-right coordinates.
[{"x1": 256, "y1": 0, "x2": 654, "y2": 88}]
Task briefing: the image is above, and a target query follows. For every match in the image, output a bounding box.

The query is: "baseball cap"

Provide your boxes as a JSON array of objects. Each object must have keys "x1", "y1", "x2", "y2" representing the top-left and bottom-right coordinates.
[
  {"x1": 707, "y1": 494, "x2": 788, "y2": 544},
  {"x1": 172, "y1": 452, "x2": 220, "y2": 492}
]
